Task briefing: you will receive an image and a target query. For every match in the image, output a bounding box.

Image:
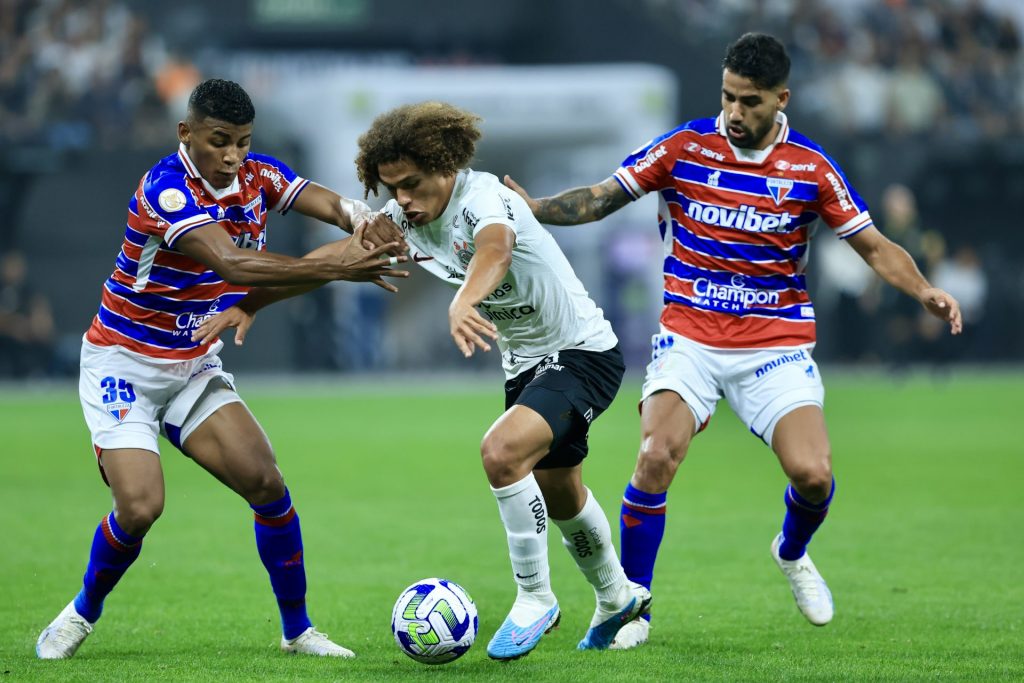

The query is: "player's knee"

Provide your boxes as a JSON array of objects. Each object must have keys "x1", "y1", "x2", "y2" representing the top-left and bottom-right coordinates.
[
  {"x1": 789, "y1": 455, "x2": 832, "y2": 502},
  {"x1": 480, "y1": 432, "x2": 526, "y2": 486},
  {"x1": 242, "y1": 467, "x2": 286, "y2": 506},
  {"x1": 634, "y1": 435, "x2": 688, "y2": 490},
  {"x1": 115, "y1": 497, "x2": 164, "y2": 536}
]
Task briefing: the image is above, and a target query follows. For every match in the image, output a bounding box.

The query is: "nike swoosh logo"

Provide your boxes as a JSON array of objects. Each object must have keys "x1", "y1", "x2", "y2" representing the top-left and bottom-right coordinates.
[
  {"x1": 515, "y1": 572, "x2": 538, "y2": 580},
  {"x1": 509, "y1": 614, "x2": 552, "y2": 645},
  {"x1": 413, "y1": 253, "x2": 434, "y2": 262}
]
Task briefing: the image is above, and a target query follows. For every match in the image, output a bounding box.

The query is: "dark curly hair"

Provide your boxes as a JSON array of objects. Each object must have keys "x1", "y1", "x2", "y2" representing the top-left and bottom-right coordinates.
[
  {"x1": 355, "y1": 102, "x2": 481, "y2": 198},
  {"x1": 722, "y1": 33, "x2": 790, "y2": 90},
  {"x1": 187, "y1": 78, "x2": 255, "y2": 125}
]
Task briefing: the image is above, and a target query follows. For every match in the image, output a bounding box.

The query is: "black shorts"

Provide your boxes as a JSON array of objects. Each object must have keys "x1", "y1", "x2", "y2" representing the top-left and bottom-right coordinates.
[{"x1": 504, "y1": 345, "x2": 625, "y2": 470}]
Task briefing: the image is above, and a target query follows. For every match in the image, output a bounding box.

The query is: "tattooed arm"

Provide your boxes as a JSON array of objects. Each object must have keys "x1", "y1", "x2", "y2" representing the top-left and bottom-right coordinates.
[{"x1": 503, "y1": 176, "x2": 631, "y2": 225}]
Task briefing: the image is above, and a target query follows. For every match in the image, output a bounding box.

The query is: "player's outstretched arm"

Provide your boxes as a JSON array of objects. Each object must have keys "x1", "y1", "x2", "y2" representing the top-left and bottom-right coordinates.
[
  {"x1": 190, "y1": 230, "x2": 409, "y2": 345},
  {"x1": 291, "y1": 182, "x2": 407, "y2": 253},
  {"x1": 448, "y1": 224, "x2": 507, "y2": 358},
  {"x1": 177, "y1": 221, "x2": 408, "y2": 288},
  {"x1": 846, "y1": 226, "x2": 963, "y2": 335},
  {"x1": 503, "y1": 175, "x2": 630, "y2": 225}
]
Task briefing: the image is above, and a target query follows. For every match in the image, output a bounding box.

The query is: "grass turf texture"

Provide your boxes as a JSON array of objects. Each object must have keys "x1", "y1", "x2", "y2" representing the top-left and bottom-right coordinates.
[{"x1": 2, "y1": 372, "x2": 1021, "y2": 682}]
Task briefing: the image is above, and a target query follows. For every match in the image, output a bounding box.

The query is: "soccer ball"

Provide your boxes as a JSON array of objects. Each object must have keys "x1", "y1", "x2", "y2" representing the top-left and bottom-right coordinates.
[{"x1": 391, "y1": 577, "x2": 478, "y2": 665}]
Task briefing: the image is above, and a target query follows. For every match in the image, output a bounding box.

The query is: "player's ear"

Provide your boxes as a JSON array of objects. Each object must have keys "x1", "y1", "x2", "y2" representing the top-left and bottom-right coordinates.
[
  {"x1": 776, "y1": 88, "x2": 790, "y2": 112},
  {"x1": 177, "y1": 120, "x2": 190, "y2": 145}
]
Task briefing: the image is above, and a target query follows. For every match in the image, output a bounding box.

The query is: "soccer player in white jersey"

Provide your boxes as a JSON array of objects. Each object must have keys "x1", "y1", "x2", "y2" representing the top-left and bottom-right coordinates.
[
  {"x1": 196, "y1": 101, "x2": 652, "y2": 659},
  {"x1": 35, "y1": 79, "x2": 408, "y2": 661},
  {"x1": 504, "y1": 34, "x2": 962, "y2": 647}
]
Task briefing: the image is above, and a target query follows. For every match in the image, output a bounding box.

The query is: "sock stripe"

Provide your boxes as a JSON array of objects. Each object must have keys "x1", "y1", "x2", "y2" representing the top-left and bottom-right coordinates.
[
  {"x1": 101, "y1": 514, "x2": 140, "y2": 552},
  {"x1": 254, "y1": 506, "x2": 297, "y2": 527},
  {"x1": 785, "y1": 481, "x2": 834, "y2": 512},
  {"x1": 623, "y1": 498, "x2": 666, "y2": 515}
]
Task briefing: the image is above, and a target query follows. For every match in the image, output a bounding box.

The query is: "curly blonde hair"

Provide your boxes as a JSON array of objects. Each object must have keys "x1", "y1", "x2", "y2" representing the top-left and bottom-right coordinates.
[{"x1": 355, "y1": 101, "x2": 482, "y2": 198}]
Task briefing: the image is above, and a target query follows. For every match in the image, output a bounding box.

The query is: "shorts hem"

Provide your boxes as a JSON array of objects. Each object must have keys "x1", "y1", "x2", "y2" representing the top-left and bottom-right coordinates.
[
  {"x1": 641, "y1": 379, "x2": 708, "y2": 432},
  {"x1": 752, "y1": 394, "x2": 824, "y2": 446},
  {"x1": 92, "y1": 434, "x2": 161, "y2": 455}
]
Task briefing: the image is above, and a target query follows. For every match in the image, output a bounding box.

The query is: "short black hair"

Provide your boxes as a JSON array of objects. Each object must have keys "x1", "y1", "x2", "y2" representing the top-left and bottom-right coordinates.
[
  {"x1": 722, "y1": 33, "x2": 790, "y2": 90},
  {"x1": 187, "y1": 78, "x2": 255, "y2": 125}
]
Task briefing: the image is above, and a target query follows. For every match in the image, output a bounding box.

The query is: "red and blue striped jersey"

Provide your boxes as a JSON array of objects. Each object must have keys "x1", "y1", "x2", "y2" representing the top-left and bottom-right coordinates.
[
  {"x1": 614, "y1": 113, "x2": 872, "y2": 349},
  {"x1": 85, "y1": 143, "x2": 309, "y2": 360}
]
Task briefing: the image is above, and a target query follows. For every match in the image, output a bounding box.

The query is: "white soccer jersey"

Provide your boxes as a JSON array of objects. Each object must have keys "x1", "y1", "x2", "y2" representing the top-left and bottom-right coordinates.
[{"x1": 382, "y1": 169, "x2": 617, "y2": 378}]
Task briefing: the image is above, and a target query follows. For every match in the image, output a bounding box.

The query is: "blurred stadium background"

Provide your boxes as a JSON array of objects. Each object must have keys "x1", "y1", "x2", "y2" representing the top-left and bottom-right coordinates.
[
  {"x1": 1, "y1": 0, "x2": 1021, "y2": 377},
  {"x1": 3, "y1": 2, "x2": 1023, "y2": 680}
]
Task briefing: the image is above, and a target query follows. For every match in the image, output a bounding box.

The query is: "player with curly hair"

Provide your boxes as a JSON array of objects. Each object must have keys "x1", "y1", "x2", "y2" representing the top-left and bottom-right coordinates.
[{"x1": 198, "y1": 101, "x2": 652, "y2": 659}]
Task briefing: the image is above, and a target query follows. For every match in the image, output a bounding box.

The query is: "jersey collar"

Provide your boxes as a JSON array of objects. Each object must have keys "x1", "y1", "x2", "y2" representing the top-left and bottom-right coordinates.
[
  {"x1": 716, "y1": 111, "x2": 790, "y2": 164},
  {"x1": 177, "y1": 142, "x2": 241, "y2": 199}
]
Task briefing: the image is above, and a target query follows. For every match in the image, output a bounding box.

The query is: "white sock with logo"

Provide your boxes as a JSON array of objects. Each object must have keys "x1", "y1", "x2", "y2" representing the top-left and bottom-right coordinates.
[
  {"x1": 491, "y1": 473, "x2": 556, "y2": 623},
  {"x1": 552, "y1": 487, "x2": 629, "y2": 610}
]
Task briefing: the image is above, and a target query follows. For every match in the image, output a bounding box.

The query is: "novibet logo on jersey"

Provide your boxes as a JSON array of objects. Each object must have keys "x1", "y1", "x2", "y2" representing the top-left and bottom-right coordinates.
[{"x1": 685, "y1": 199, "x2": 796, "y2": 233}]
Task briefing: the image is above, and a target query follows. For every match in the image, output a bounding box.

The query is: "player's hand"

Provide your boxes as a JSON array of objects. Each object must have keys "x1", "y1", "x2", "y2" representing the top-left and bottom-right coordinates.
[
  {"x1": 448, "y1": 298, "x2": 499, "y2": 358},
  {"x1": 919, "y1": 287, "x2": 962, "y2": 335},
  {"x1": 326, "y1": 222, "x2": 410, "y2": 292},
  {"x1": 503, "y1": 175, "x2": 539, "y2": 214},
  {"x1": 191, "y1": 306, "x2": 255, "y2": 346},
  {"x1": 357, "y1": 212, "x2": 408, "y2": 255}
]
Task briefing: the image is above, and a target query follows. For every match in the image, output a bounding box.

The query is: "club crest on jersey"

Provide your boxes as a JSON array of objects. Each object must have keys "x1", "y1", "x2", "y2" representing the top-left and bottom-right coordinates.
[
  {"x1": 107, "y1": 402, "x2": 132, "y2": 422},
  {"x1": 766, "y1": 177, "x2": 794, "y2": 205},
  {"x1": 219, "y1": 195, "x2": 263, "y2": 227},
  {"x1": 453, "y1": 240, "x2": 474, "y2": 267},
  {"x1": 100, "y1": 376, "x2": 136, "y2": 422}
]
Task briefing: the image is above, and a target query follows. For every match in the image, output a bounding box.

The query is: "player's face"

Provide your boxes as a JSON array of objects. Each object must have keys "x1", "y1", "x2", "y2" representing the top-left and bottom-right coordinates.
[
  {"x1": 377, "y1": 158, "x2": 457, "y2": 226},
  {"x1": 178, "y1": 116, "x2": 253, "y2": 189},
  {"x1": 721, "y1": 69, "x2": 789, "y2": 150}
]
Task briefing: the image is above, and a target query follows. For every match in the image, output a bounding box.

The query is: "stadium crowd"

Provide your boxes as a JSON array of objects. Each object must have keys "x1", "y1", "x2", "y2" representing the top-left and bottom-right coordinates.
[
  {"x1": 646, "y1": 0, "x2": 1023, "y2": 140},
  {"x1": 0, "y1": 0, "x2": 199, "y2": 151},
  {"x1": 0, "y1": 0, "x2": 1018, "y2": 377}
]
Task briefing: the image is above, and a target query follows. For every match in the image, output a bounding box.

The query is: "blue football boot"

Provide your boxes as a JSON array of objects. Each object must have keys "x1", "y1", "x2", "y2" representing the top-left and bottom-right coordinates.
[
  {"x1": 577, "y1": 581, "x2": 652, "y2": 650},
  {"x1": 487, "y1": 602, "x2": 560, "y2": 660}
]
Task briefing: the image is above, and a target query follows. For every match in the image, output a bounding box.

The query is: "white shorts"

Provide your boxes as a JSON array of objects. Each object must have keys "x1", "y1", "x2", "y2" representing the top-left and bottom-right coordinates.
[
  {"x1": 79, "y1": 338, "x2": 243, "y2": 458},
  {"x1": 641, "y1": 329, "x2": 824, "y2": 446}
]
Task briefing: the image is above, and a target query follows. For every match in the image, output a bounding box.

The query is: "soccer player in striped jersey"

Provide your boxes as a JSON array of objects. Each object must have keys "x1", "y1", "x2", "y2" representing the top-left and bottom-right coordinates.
[
  {"x1": 35, "y1": 79, "x2": 407, "y2": 660},
  {"x1": 504, "y1": 33, "x2": 962, "y2": 646}
]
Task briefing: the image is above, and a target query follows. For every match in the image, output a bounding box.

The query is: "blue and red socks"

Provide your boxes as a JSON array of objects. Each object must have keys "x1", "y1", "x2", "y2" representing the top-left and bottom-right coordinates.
[
  {"x1": 619, "y1": 482, "x2": 666, "y2": 621},
  {"x1": 73, "y1": 512, "x2": 144, "y2": 623},
  {"x1": 252, "y1": 488, "x2": 311, "y2": 640},
  {"x1": 778, "y1": 479, "x2": 835, "y2": 561}
]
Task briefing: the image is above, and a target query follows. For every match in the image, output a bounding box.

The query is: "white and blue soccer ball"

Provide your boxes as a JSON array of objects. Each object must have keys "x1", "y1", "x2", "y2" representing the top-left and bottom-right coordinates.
[{"x1": 391, "y1": 577, "x2": 478, "y2": 665}]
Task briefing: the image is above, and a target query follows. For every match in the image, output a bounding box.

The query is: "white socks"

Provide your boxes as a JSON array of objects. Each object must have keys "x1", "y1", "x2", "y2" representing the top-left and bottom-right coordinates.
[
  {"x1": 492, "y1": 476, "x2": 630, "y2": 624},
  {"x1": 552, "y1": 487, "x2": 629, "y2": 610},
  {"x1": 491, "y1": 473, "x2": 556, "y2": 623}
]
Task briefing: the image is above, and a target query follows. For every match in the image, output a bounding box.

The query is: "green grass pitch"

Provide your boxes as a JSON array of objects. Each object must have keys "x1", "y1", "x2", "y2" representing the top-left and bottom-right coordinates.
[{"x1": 2, "y1": 372, "x2": 1021, "y2": 681}]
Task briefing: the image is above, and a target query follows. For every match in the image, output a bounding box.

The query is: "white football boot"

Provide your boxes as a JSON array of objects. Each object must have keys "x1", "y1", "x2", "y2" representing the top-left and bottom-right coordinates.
[
  {"x1": 36, "y1": 601, "x2": 94, "y2": 659},
  {"x1": 609, "y1": 617, "x2": 650, "y2": 650},
  {"x1": 281, "y1": 627, "x2": 355, "y2": 657},
  {"x1": 771, "y1": 533, "x2": 833, "y2": 626}
]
